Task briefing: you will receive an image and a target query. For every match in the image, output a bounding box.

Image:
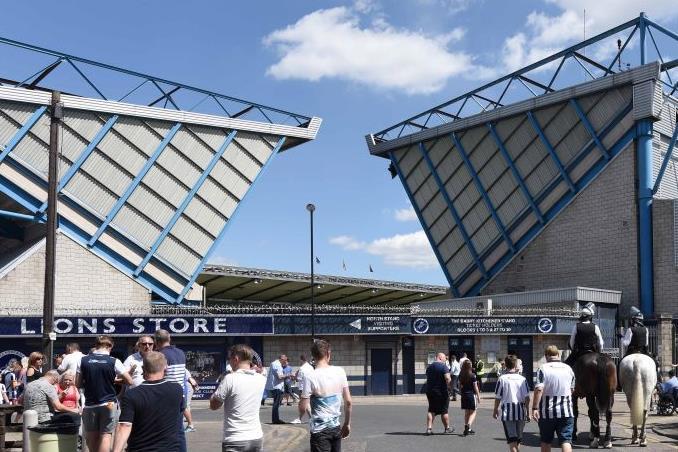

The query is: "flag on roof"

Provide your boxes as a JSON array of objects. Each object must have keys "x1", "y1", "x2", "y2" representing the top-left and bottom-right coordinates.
[
  {"x1": 342, "y1": 260, "x2": 347, "y2": 271},
  {"x1": 369, "y1": 264, "x2": 373, "y2": 272},
  {"x1": 315, "y1": 257, "x2": 320, "y2": 264}
]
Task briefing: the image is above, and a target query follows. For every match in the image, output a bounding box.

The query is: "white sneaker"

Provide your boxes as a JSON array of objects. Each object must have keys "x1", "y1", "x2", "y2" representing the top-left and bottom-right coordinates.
[{"x1": 290, "y1": 418, "x2": 303, "y2": 424}]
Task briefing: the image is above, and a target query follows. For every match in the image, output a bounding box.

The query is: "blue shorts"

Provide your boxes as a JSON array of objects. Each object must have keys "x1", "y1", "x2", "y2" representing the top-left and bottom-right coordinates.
[{"x1": 538, "y1": 417, "x2": 574, "y2": 445}]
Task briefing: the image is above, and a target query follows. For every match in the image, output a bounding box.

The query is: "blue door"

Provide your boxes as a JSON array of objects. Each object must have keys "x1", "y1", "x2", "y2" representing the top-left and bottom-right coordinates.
[{"x1": 370, "y1": 348, "x2": 392, "y2": 395}]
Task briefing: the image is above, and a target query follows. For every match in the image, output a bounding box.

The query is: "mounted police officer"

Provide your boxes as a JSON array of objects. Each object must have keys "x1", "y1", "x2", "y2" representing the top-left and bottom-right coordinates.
[
  {"x1": 621, "y1": 307, "x2": 649, "y2": 357},
  {"x1": 565, "y1": 302, "x2": 604, "y2": 367}
]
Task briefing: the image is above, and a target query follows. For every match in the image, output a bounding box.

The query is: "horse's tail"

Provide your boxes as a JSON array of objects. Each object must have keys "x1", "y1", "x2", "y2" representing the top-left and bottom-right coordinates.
[{"x1": 629, "y1": 359, "x2": 644, "y2": 425}]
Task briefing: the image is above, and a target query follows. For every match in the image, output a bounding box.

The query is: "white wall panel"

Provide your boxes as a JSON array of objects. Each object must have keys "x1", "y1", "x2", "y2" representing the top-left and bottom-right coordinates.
[
  {"x1": 80, "y1": 151, "x2": 131, "y2": 196},
  {"x1": 170, "y1": 128, "x2": 213, "y2": 169},
  {"x1": 13, "y1": 134, "x2": 48, "y2": 176},
  {"x1": 112, "y1": 205, "x2": 161, "y2": 249},
  {"x1": 196, "y1": 178, "x2": 240, "y2": 217},
  {"x1": 127, "y1": 187, "x2": 174, "y2": 227},
  {"x1": 223, "y1": 142, "x2": 261, "y2": 182},
  {"x1": 156, "y1": 236, "x2": 200, "y2": 277},
  {"x1": 183, "y1": 196, "x2": 227, "y2": 236},
  {"x1": 157, "y1": 147, "x2": 200, "y2": 189},
  {"x1": 63, "y1": 110, "x2": 105, "y2": 142},
  {"x1": 427, "y1": 136, "x2": 452, "y2": 166},
  {"x1": 141, "y1": 166, "x2": 187, "y2": 208},
  {"x1": 114, "y1": 118, "x2": 162, "y2": 157},
  {"x1": 188, "y1": 125, "x2": 224, "y2": 151},
  {"x1": 234, "y1": 132, "x2": 274, "y2": 165},
  {"x1": 97, "y1": 130, "x2": 147, "y2": 175},
  {"x1": 168, "y1": 216, "x2": 212, "y2": 255},
  {"x1": 64, "y1": 172, "x2": 116, "y2": 217}
]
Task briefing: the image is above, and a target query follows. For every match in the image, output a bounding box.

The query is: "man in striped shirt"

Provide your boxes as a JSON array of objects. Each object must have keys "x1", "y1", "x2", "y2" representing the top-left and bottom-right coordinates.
[
  {"x1": 531, "y1": 345, "x2": 575, "y2": 452},
  {"x1": 155, "y1": 329, "x2": 187, "y2": 452},
  {"x1": 493, "y1": 355, "x2": 530, "y2": 452}
]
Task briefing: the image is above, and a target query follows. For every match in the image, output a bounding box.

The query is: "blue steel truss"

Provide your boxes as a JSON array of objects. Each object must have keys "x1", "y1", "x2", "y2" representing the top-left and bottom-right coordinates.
[
  {"x1": 0, "y1": 37, "x2": 312, "y2": 127},
  {"x1": 371, "y1": 13, "x2": 677, "y2": 143}
]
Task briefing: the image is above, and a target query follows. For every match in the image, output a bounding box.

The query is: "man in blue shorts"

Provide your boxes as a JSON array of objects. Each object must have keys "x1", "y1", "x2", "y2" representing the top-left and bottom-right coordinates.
[
  {"x1": 424, "y1": 352, "x2": 453, "y2": 435},
  {"x1": 532, "y1": 345, "x2": 574, "y2": 452}
]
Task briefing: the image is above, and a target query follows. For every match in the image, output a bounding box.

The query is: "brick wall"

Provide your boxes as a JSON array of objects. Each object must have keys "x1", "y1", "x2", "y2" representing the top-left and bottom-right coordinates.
[
  {"x1": 652, "y1": 199, "x2": 678, "y2": 315},
  {"x1": 482, "y1": 145, "x2": 639, "y2": 314},
  {"x1": 0, "y1": 232, "x2": 151, "y2": 314}
]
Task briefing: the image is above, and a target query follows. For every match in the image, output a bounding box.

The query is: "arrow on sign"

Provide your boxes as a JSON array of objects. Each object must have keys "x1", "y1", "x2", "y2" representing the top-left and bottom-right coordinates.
[{"x1": 349, "y1": 319, "x2": 362, "y2": 330}]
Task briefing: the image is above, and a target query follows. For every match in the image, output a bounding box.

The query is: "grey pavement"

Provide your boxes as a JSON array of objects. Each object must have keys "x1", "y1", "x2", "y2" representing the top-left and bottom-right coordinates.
[{"x1": 188, "y1": 394, "x2": 678, "y2": 451}]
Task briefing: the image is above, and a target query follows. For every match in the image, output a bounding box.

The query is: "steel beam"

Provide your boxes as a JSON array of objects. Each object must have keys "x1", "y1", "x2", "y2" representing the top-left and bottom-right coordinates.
[
  {"x1": 133, "y1": 130, "x2": 237, "y2": 277},
  {"x1": 636, "y1": 119, "x2": 654, "y2": 316},
  {"x1": 526, "y1": 111, "x2": 577, "y2": 193},
  {"x1": 569, "y1": 99, "x2": 610, "y2": 160},
  {"x1": 451, "y1": 133, "x2": 515, "y2": 252},
  {"x1": 653, "y1": 124, "x2": 678, "y2": 194},
  {"x1": 0, "y1": 209, "x2": 41, "y2": 222},
  {"x1": 88, "y1": 122, "x2": 181, "y2": 247},
  {"x1": 0, "y1": 106, "x2": 48, "y2": 164},
  {"x1": 389, "y1": 151, "x2": 461, "y2": 297},
  {"x1": 175, "y1": 137, "x2": 286, "y2": 303}
]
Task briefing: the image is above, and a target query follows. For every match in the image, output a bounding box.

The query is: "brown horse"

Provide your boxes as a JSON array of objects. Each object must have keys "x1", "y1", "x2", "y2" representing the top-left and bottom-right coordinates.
[{"x1": 572, "y1": 352, "x2": 617, "y2": 448}]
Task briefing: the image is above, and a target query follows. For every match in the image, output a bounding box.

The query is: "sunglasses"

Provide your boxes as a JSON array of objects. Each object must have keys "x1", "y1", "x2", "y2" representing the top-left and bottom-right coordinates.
[{"x1": 140, "y1": 343, "x2": 154, "y2": 347}]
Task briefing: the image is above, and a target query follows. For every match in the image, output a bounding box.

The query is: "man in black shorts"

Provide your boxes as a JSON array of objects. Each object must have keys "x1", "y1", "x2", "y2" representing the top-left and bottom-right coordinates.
[
  {"x1": 425, "y1": 352, "x2": 454, "y2": 435},
  {"x1": 112, "y1": 351, "x2": 183, "y2": 452}
]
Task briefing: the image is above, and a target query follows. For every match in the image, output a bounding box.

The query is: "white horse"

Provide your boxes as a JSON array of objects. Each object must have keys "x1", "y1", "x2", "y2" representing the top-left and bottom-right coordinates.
[{"x1": 619, "y1": 354, "x2": 657, "y2": 447}]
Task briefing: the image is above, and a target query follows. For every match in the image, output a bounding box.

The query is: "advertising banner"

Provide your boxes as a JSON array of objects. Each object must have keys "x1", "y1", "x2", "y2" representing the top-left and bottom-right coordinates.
[
  {"x1": 274, "y1": 315, "x2": 410, "y2": 335},
  {"x1": 411, "y1": 316, "x2": 567, "y2": 335}
]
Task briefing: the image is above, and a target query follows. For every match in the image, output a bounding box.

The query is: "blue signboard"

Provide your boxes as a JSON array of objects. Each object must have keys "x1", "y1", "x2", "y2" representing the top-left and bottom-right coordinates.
[{"x1": 0, "y1": 316, "x2": 274, "y2": 337}]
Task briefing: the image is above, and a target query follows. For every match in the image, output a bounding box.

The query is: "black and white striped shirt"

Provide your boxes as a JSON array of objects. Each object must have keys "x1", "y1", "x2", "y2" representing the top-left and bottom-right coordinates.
[
  {"x1": 495, "y1": 372, "x2": 530, "y2": 421},
  {"x1": 535, "y1": 360, "x2": 574, "y2": 419}
]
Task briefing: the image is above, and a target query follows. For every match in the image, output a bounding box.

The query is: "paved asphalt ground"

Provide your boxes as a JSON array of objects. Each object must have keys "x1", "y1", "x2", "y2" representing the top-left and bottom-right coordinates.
[{"x1": 187, "y1": 395, "x2": 678, "y2": 451}]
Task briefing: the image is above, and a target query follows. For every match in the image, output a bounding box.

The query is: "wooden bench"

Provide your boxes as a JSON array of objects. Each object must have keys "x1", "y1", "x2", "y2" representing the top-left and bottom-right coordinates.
[{"x1": 0, "y1": 404, "x2": 23, "y2": 452}]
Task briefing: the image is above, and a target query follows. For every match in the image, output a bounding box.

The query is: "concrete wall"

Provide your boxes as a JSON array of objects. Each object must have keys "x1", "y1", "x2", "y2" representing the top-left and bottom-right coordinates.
[
  {"x1": 652, "y1": 199, "x2": 678, "y2": 315},
  {"x1": 482, "y1": 144, "x2": 639, "y2": 314},
  {"x1": 0, "y1": 232, "x2": 152, "y2": 314}
]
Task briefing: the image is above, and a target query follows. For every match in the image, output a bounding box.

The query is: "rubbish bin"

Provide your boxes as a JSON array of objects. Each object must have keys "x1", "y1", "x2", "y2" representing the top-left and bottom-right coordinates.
[{"x1": 28, "y1": 422, "x2": 79, "y2": 452}]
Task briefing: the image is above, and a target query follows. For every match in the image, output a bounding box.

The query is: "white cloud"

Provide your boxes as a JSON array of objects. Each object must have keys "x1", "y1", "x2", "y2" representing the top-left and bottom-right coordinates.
[
  {"x1": 264, "y1": 6, "x2": 490, "y2": 95},
  {"x1": 503, "y1": 1, "x2": 678, "y2": 71},
  {"x1": 394, "y1": 207, "x2": 418, "y2": 222},
  {"x1": 329, "y1": 231, "x2": 438, "y2": 269},
  {"x1": 208, "y1": 256, "x2": 238, "y2": 267},
  {"x1": 414, "y1": 0, "x2": 480, "y2": 15}
]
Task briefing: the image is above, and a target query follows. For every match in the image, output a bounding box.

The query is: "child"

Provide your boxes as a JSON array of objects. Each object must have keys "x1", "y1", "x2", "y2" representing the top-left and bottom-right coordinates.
[{"x1": 493, "y1": 355, "x2": 530, "y2": 452}]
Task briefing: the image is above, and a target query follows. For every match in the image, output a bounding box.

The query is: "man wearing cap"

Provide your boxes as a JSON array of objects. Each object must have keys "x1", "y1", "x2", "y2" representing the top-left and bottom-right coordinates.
[{"x1": 565, "y1": 302, "x2": 604, "y2": 367}]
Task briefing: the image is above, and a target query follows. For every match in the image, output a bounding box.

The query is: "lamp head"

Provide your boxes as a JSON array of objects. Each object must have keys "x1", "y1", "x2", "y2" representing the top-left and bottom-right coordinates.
[{"x1": 306, "y1": 203, "x2": 316, "y2": 212}]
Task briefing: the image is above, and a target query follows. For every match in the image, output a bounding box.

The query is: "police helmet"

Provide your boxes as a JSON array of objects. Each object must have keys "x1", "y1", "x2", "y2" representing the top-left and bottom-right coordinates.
[
  {"x1": 580, "y1": 302, "x2": 595, "y2": 320},
  {"x1": 630, "y1": 306, "x2": 644, "y2": 323}
]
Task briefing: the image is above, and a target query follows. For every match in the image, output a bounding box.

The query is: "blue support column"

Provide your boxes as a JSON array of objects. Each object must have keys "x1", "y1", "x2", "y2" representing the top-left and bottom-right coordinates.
[
  {"x1": 390, "y1": 151, "x2": 460, "y2": 297},
  {"x1": 175, "y1": 136, "x2": 286, "y2": 303},
  {"x1": 134, "y1": 130, "x2": 237, "y2": 276},
  {"x1": 0, "y1": 209, "x2": 42, "y2": 222},
  {"x1": 88, "y1": 122, "x2": 181, "y2": 247},
  {"x1": 0, "y1": 106, "x2": 48, "y2": 163},
  {"x1": 488, "y1": 123, "x2": 545, "y2": 224},
  {"x1": 637, "y1": 119, "x2": 654, "y2": 316},
  {"x1": 569, "y1": 99, "x2": 610, "y2": 160},
  {"x1": 37, "y1": 115, "x2": 119, "y2": 214},
  {"x1": 417, "y1": 142, "x2": 488, "y2": 280},
  {"x1": 450, "y1": 133, "x2": 515, "y2": 252},
  {"x1": 639, "y1": 12, "x2": 647, "y2": 65},
  {"x1": 526, "y1": 111, "x2": 577, "y2": 193}
]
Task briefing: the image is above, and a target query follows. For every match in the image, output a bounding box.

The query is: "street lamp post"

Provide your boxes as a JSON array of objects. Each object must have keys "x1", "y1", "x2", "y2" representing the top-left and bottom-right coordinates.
[{"x1": 306, "y1": 203, "x2": 316, "y2": 340}]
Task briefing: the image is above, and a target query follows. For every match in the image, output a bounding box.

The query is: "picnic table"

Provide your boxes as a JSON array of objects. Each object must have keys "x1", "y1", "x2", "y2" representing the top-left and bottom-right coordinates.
[{"x1": 0, "y1": 404, "x2": 23, "y2": 452}]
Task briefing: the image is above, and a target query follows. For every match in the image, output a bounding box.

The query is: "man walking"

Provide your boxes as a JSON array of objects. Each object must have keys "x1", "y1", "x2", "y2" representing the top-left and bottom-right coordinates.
[
  {"x1": 77, "y1": 335, "x2": 133, "y2": 452},
  {"x1": 155, "y1": 329, "x2": 188, "y2": 452},
  {"x1": 449, "y1": 355, "x2": 461, "y2": 401},
  {"x1": 494, "y1": 355, "x2": 530, "y2": 452},
  {"x1": 265, "y1": 354, "x2": 288, "y2": 424},
  {"x1": 292, "y1": 354, "x2": 314, "y2": 424},
  {"x1": 300, "y1": 339, "x2": 352, "y2": 452},
  {"x1": 532, "y1": 345, "x2": 575, "y2": 452},
  {"x1": 210, "y1": 344, "x2": 267, "y2": 452},
  {"x1": 123, "y1": 335, "x2": 155, "y2": 388},
  {"x1": 424, "y1": 352, "x2": 453, "y2": 435},
  {"x1": 112, "y1": 352, "x2": 183, "y2": 452},
  {"x1": 57, "y1": 343, "x2": 84, "y2": 375}
]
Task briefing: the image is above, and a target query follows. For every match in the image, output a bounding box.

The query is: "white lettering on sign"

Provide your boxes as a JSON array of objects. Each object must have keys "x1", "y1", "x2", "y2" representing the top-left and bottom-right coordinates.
[
  {"x1": 21, "y1": 319, "x2": 36, "y2": 334},
  {"x1": 103, "y1": 318, "x2": 115, "y2": 333},
  {"x1": 78, "y1": 318, "x2": 97, "y2": 334},
  {"x1": 133, "y1": 318, "x2": 144, "y2": 333},
  {"x1": 54, "y1": 319, "x2": 73, "y2": 334},
  {"x1": 214, "y1": 318, "x2": 227, "y2": 333},
  {"x1": 170, "y1": 318, "x2": 189, "y2": 334},
  {"x1": 194, "y1": 318, "x2": 208, "y2": 333},
  {"x1": 149, "y1": 318, "x2": 166, "y2": 331},
  {"x1": 365, "y1": 316, "x2": 402, "y2": 333}
]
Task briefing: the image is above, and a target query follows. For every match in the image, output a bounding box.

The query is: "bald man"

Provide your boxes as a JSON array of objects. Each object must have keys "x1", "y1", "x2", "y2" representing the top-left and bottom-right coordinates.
[{"x1": 425, "y1": 353, "x2": 454, "y2": 435}]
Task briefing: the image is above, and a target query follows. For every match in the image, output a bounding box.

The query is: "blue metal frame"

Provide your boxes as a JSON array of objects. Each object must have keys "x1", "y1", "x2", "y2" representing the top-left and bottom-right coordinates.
[
  {"x1": 487, "y1": 123, "x2": 544, "y2": 224},
  {"x1": 88, "y1": 122, "x2": 181, "y2": 247},
  {"x1": 0, "y1": 209, "x2": 41, "y2": 222},
  {"x1": 370, "y1": 13, "x2": 677, "y2": 143},
  {"x1": 134, "y1": 130, "x2": 238, "y2": 277},
  {"x1": 389, "y1": 150, "x2": 461, "y2": 298},
  {"x1": 569, "y1": 99, "x2": 610, "y2": 160},
  {"x1": 175, "y1": 137, "x2": 287, "y2": 303},
  {"x1": 653, "y1": 124, "x2": 678, "y2": 194},
  {"x1": 636, "y1": 119, "x2": 654, "y2": 315},
  {"x1": 0, "y1": 106, "x2": 47, "y2": 163},
  {"x1": 450, "y1": 132, "x2": 515, "y2": 252},
  {"x1": 417, "y1": 141, "x2": 488, "y2": 280},
  {"x1": 526, "y1": 111, "x2": 576, "y2": 193},
  {"x1": 37, "y1": 115, "x2": 119, "y2": 214},
  {"x1": 0, "y1": 36, "x2": 312, "y2": 127}
]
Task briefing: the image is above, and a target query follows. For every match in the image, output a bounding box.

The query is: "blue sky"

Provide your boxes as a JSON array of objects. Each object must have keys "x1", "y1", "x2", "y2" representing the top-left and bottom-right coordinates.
[{"x1": 3, "y1": 0, "x2": 677, "y2": 286}]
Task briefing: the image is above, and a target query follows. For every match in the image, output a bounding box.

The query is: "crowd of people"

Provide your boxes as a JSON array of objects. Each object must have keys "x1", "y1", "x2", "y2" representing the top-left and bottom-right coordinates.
[{"x1": 1, "y1": 335, "x2": 351, "y2": 452}]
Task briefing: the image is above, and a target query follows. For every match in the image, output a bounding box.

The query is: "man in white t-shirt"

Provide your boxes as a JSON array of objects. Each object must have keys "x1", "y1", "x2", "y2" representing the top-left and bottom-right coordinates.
[
  {"x1": 291, "y1": 354, "x2": 314, "y2": 424},
  {"x1": 58, "y1": 342, "x2": 84, "y2": 374},
  {"x1": 449, "y1": 355, "x2": 461, "y2": 401},
  {"x1": 493, "y1": 355, "x2": 530, "y2": 452},
  {"x1": 300, "y1": 339, "x2": 352, "y2": 452},
  {"x1": 123, "y1": 335, "x2": 155, "y2": 388},
  {"x1": 210, "y1": 344, "x2": 266, "y2": 452}
]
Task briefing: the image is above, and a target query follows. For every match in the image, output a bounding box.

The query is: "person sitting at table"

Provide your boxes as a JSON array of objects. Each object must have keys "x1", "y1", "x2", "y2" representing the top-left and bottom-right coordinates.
[
  {"x1": 23, "y1": 370, "x2": 79, "y2": 424},
  {"x1": 55, "y1": 371, "x2": 79, "y2": 410}
]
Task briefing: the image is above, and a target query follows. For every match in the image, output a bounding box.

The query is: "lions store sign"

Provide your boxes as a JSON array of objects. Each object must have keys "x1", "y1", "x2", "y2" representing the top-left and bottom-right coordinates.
[{"x1": 0, "y1": 316, "x2": 274, "y2": 337}]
